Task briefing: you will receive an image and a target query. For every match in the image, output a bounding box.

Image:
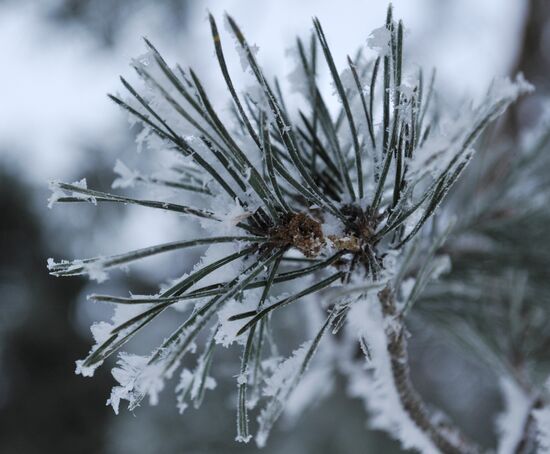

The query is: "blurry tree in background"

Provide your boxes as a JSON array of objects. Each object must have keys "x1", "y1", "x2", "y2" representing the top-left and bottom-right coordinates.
[
  {"x1": 47, "y1": 0, "x2": 189, "y2": 47},
  {"x1": 0, "y1": 168, "x2": 112, "y2": 453},
  {"x1": 510, "y1": 0, "x2": 550, "y2": 130}
]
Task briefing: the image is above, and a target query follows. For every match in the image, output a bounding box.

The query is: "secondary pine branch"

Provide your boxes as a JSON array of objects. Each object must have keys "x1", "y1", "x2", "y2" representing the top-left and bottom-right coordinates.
[{"x1": 378, "y1": 288, "x2": 481, "y2": 454}]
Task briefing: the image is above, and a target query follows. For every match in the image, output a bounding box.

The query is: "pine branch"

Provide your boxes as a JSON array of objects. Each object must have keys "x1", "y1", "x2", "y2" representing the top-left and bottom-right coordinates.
[
  {"x1": 46, "y1": 3, "x2": 536, "y2": 447},
  {"x1": 377, "y1": 288, "x2": 481, "y2": 454}
]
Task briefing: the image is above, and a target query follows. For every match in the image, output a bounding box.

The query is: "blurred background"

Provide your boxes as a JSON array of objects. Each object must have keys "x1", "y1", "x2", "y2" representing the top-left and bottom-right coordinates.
[{"x1": 0, "y1": 0, "x2": 548, "y2": 453}]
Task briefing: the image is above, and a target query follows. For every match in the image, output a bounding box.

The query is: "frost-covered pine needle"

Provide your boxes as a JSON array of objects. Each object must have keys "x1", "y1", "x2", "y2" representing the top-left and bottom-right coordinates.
[{"x1": 47, "y1": 4, "x2": 536, "y2": 450}]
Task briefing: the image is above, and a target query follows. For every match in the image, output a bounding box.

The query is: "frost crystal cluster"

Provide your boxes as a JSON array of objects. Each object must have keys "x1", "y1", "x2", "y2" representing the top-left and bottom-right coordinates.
[{"x1": 48, "y1": 5, "x2": 549, "y2": 453}]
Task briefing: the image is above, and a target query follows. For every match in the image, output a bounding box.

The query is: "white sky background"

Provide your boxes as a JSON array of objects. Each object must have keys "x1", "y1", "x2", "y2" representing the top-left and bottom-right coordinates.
[{"x1": 0, "y1": 0, "x2": 527, "y2": 182}]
